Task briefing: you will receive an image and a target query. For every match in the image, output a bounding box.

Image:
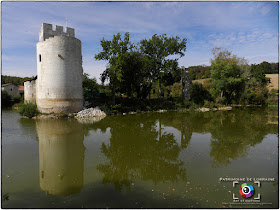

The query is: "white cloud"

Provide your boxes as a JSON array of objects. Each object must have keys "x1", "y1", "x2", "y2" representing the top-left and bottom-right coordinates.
[
  {"x1": 261, "y1": 5, "x2": 272, "y2": 15},
  {"x1": 1, "y1": 1, "x2": 278, "y2": 79}
]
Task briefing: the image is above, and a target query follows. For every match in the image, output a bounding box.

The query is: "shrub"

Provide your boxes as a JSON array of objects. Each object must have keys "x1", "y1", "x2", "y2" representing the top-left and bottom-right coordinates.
[
  {"x1": 13, "y1": 95, "x2": 22, "y2": 104},
  {"x1": 190, "y1": 83, "x2": 212, "y2": 105},
  {"x1": 183, "y1": 100, "x2": 198, "y2": 109},
  {"x1": 169, "y1": 83, "x2": 181, "y2": 98},
  {"x1": 2, "y1": 91, "x2": 13, "y2": 108},
  {"x1": 267, "y1": 89, "x2": 279, "y2": 105},
  {"x1": 240, "y1": 84, "x2": 268, "y2": 105},
  {"x1": 18, "y1": 103, "x2": 39, "y2": 118},
  {"x1": 204, "y1": 100, "x2": 217, "y2": 109}
]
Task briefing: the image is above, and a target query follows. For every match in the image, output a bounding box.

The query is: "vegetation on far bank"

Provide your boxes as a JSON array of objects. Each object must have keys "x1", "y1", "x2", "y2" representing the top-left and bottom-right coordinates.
[
  {"x1": 2, "y1": 32, "x2": 278, "y2": 116},
  {"x1": 2, "y1": 75, "x2": 34, "y2": 86},
  {"x1": 83, "y1": 31, "x2": 278, "y2": 115},
  {"x1": 2, "y1": 90, "x2": 23, "y2": 109},
  {"x1": 18, "y1": 103, "x2": 39, "y2": 118}
]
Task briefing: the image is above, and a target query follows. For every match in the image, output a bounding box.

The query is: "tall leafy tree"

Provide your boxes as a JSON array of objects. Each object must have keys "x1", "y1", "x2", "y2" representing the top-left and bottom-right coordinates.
[
  {"x1": 119, "y1": 51, "x2": 151, "y2": 98},
  {"x1": 210, "y1": 48, "x2": 245, "y2": 104},
  {"x1": 82, "y1": 73, "x2": 99, "y2": 101},
  {"x1": 270, "y1": 62, "x2": 279, "y2": 74},
  {"x1": 250, "y1": 64, "x2": 270, "y2": 85},
  {"x1": 259, "y1": 61, "x2": 272, "y2": 74},
  {"x1": 240, "y1": 63, "x2": 270, "y2": 105},
  {"x1": 140, "y1": 34, "x2": 187, "y2": 97},
  {"x1": 95, "y1": 32, "x2": 133, "y2": 104}
]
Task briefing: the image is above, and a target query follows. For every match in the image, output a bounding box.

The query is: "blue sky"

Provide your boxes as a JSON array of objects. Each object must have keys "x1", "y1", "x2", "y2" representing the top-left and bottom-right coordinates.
[{"x1": 2, "y1": 1, "x2": 279, "y2": 83}]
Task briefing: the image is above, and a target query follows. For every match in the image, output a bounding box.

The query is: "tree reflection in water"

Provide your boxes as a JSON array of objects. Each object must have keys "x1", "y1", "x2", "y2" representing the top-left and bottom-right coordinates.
[
  {"x1": 208, "y1": 109, "x2": 278, "y2": 167},
  {"x1": 32, "y1": 108, "x2": 277, "y2": 194},
  {"x1": 95, "y1": 114, "x2": 187, "y2": 191},
  {"x1": 160, "y1": 108, "x2": 278, "y2": 167}
]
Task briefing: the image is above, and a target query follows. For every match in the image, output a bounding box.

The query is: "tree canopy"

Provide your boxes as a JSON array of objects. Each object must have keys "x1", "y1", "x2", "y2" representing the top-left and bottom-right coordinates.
[
  {"x1": 95, "y1": 32, "x2": 133, "y2": 104},
  {"x1": 2, "y1": 75, "x2": 34, "y2": 85},
  {"x1": 140, "y1": 34, "x2": 187, "y2": 96},
  {"x1": 210, "y1": 48, "x2": 245, "y2": 104}
]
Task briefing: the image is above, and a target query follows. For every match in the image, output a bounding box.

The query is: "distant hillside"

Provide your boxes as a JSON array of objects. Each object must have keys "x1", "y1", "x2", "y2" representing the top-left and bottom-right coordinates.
[
  {"x1": 192, "y1": 78, "x2": 210, "y2": 85},
  {"x1": 187, "y1": 62, "x2": 278, "y2": 80},
  {"x1": 1, "y1": 75, "x2": 34, "y2": 86},
  {"x1": 193, "y1": 75, "x2": 279, "y2": 91}
]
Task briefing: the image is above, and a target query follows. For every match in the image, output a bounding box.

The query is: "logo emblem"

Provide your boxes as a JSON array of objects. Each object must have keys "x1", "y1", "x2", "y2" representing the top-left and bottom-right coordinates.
[{"x1": 239, "y1": 183, "x2": 254, "y2": 198}]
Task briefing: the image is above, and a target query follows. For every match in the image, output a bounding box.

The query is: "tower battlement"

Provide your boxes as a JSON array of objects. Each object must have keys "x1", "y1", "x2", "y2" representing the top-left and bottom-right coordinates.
[{"x1": 39, "y1": 23, "x2": 75, "y2": 42}]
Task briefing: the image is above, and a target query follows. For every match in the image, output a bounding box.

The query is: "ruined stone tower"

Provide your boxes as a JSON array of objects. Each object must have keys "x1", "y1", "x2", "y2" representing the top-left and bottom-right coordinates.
[
  {"x1": 181, "y1": 66, "x2": 192, "y2": 100},
  {"x1": 24, "y1": 77, "x2": 36, "y2": 104},
  {"x1": 34, "y1": 23, "x2": 83, "y2": 113}
]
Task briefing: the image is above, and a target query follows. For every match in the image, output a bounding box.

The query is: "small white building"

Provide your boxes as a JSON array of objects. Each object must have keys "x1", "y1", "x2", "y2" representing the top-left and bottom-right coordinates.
[
  {"x1": 1, "y1": 83, "x2": 20, "y2": 98},
  {"x1": 24, "y1": 77, "x2": 37, "y2": 104}
]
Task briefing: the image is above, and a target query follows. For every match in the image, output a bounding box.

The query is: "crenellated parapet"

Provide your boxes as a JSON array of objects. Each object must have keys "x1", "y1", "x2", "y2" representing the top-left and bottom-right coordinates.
[
  {"x1": 36, "y1": 23, "x2": 83, "y2": 113},
  {"x1": 39, "y1": 23, "x2": 75, "y2": 42}
]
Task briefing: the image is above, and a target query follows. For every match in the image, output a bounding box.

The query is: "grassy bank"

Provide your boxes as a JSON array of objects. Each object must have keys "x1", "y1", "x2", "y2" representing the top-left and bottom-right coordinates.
[{"x1": 86, "y1": 96, "x2": 277, "y2": 116}]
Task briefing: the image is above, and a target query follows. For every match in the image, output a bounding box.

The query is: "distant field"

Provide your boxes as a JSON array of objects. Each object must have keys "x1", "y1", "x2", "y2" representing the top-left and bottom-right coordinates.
[
  {"x1": 192, "y1": 78, "x2": 210, "y2": 85},
  {"x1": 192, "y1": 74, "x2": 279, "y2": 91},
  {"x1": 266, "y1": 74, "x2": 279, "y2": 90}
]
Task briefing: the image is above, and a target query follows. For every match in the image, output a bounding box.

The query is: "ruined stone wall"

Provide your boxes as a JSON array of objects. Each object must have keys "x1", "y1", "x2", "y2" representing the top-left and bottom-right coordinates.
[
  {"x1": 24, "y1": 80, "x2": 36, "y2": 103},
  {"x1": 181, "y1": 67, "x2": 192, "y2": 100},
  {"x1": 36, "y1": 23, "x2": 83, "y2": 113}
]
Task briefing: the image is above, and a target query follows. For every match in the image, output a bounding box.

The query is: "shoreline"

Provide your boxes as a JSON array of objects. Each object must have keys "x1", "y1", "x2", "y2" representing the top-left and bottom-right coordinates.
[{"x1": 27, "y1": 104, "x2": 277, "y2": 119}]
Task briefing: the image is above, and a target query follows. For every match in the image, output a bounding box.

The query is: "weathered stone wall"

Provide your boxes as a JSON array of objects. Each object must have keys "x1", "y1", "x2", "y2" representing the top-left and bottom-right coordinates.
[
  {"x1": 39, "y1": 23, "x2": 75, "y2": 42},
  {"x1": 181, "y1": 67, "x2": 192, "y2": 100},
  {"x1": 24, "y1": 80, "x2": 36, "y2": 103},
  {"x1": 36, "y1": 24, "x2": 83, "y2": 113}
]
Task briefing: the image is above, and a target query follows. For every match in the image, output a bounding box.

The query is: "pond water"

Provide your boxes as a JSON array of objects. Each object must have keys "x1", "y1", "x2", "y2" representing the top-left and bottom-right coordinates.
[{"x1": 2, "y1": 108, "x2": 279, "y2": 208}]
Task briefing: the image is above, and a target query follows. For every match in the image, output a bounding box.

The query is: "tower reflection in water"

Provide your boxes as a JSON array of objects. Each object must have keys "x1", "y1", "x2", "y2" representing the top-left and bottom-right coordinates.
[{"x1": 36, "y1": 119, "x2": 85, "y2": 196}]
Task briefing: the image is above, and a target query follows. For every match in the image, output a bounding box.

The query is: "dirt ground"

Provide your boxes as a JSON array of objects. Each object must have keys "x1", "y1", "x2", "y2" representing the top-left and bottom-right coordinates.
[{"x1": 266, "y1": 74, "x2": 279, "y2": 90}]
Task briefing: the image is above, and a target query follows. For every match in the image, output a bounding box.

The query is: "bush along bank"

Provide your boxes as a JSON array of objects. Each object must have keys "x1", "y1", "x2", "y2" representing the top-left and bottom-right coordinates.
[{"x1": 18, "y1": 103, "x2": 39, "y2": 118}]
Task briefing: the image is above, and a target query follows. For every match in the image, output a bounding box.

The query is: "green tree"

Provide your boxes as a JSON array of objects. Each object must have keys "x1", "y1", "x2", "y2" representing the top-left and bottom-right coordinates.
[
  {"x1": 259, "y1": 61, "x2": 272, "y2": 74},
  {"x1": 95, "y1": 32, "x2": 133, "y2": 104},
  {"x1": 190, "y1": 83, "x2": 211, "y2": 105},
  {"x1": 1, "y1": 75, "x2": 34, "y2": 85},
  {"x1": 270, "y1": 62, "x2": 279, "y2": 74},
  {"x1": 241, "y1": 77, "x2": 268, "y2": 105},
  {"x1": 83, "y1": 73, "x2": 99, "y2": 101},
  {"x1": 187, "y1": 65, "x2": 211, "y2": 80},
  {"x1": 162, "y1": 60, "x2": 181, "y2": 86},
  {"x1": 140, "y1": 34, "x2": 187, "y2": 97},
  {"x1": 210, "y1": 48, "x2": 245, "y2": 104},
  {"x1": 238, "y1": 61, "x2": 270, "y2": 105},
  {"x1": 119, "y1": 51, "x2": 151, "y2": 98},
  {"x1": 250, "y1": 64, "x2": 270, "y2": 85},
  {"x1": 1, "y1": 91, "x2": 13, "y2": 108}
]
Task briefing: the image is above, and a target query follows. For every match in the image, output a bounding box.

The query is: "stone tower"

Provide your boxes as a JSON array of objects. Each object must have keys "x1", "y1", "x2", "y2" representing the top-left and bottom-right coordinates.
[
  {"x1": 24, "y1": 77, "x2": 36, "y2": 104},
  {"x1": 181, "y1": 66, "x2": 192, "y2": 100},
  {"x1": 36, "y1": 23, "x2": 83, "y2": 113}
]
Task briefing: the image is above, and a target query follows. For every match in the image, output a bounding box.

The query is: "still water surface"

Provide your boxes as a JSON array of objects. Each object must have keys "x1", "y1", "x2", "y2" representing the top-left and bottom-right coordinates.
[{"x1": 2, "y1": 109, "x2": 278, "y2": 208}]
